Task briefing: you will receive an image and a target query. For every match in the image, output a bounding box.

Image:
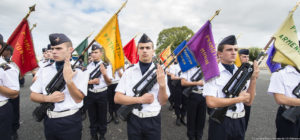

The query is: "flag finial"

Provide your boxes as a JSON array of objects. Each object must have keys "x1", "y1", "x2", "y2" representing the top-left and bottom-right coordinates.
[
  {"x1": 209, "y1": 9, "x2": 221, "y2": 22},
  {"x1": 24, "y1": 4, "x2": 36, "y2": 20}
]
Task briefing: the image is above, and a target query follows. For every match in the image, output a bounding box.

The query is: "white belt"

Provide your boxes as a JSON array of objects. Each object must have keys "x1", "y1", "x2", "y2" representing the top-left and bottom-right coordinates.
[
  {"x1": 192, "y1": 89, "x2": 203, "y2": 94},
  {"x1": 0, "y1": 100, "x2": 8, "y2": 107},
  {"x1": 132, "y1": 109, "x2": 160, "y2": 118},
  {"x1": 47, "y1": 108, "x2": 79, "y2": 119},
  {"x1": 111, "y1": 81, "x2": 119, "y2": 84},
  {"x1": 225, "y1": 110, "x2": 245, "y2": 119},
  {"x1": 89, "y1": 87, "x2": 107, "y2": 93}
]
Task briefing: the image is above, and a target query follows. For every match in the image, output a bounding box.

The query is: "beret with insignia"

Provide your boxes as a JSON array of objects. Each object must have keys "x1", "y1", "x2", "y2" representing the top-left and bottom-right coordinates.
[
  {"x1": 91, "y1": 44, "x2": 101, "y2": 51},
  {"x1": 239, "y1": 49, "x2": 249, "y2": 55},
  {"x1": 49, "y1": 33, "x2": 71, "y2": 46},
  {"x1": 138, "y1": 33, "x2": 153, "y2": 43},
  {"x1": 219, "y1": 35, "x2": 237, "y2": 46}
]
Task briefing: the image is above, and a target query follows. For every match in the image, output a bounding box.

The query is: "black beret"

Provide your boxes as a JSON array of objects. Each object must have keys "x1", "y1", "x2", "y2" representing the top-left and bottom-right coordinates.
[
  {"x1": 219, "y1": 35, "x2": 237, "y2": 46},
  {"x1": 239, "y1": 49, "x2": 249, "y2": 55},
  {"x1": 42, "y1": 48, "x2": 47, "y2": 52},
  {"x1": 47, "y1": 44, "x2": 51, "y2": 50},
  {"x1": 138, "y1": 33, "x2": 153, "y2": 43},
  {"x1": 49, "y1": 33, "x2": 71, "y2": 46},
  {"x1": 91, "y1": 44, "x2": 101, "y2": 51}
]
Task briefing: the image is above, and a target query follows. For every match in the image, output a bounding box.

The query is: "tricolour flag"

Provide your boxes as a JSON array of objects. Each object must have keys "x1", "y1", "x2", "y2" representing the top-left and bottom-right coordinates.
[
  {"x1": 94, "y1": 14, "x2": 125, "y2": 76},
  {"x1": 7, "y1": 19, "x2": 38, "y2": 76},
  {"x1": 272, "y1": 12, "x2": 300, "y2": 70},
  {"x1": 159, "y1": 43, "x2": 173, "y2": 67},
  {"x1": 187, "y1": 20, "x2": 219, "y2": 81},
  {"x1": 173, "y1": 40, "x2": 198, "y2": 72}
]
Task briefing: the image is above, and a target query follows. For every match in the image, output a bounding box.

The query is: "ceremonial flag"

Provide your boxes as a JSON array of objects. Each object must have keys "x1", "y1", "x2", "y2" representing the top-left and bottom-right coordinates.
[
  {"x1": 272, "y1": 12, "x2": 300, "y2": 70},
  {"x1": 159, "y1": 43, "x2": 172, "y2": 67},
  {"x1": 94, "y1": 14, "x2": 125, "y2": 75},
  {"x1": 123, "y1": 38, "x2": 138, "y2": 64},
  {"x1": 75, "y1": 37, "x2": 89, "y2": 66},
  {"x1": 7, "y1": 19, "x2": 38, "y2": 76},
  {"x1": 235, "y1": 52, "x2": 242, "y2": 67},
  {"x1": 266, "y1": 43, "x2": 281, "y2": 73},
  {"x1": 187, "y1": 20, "x2": 219, "y2": 81},
  {"x1": 173, "y1": 40, "x2": 198, "y2": 72}
]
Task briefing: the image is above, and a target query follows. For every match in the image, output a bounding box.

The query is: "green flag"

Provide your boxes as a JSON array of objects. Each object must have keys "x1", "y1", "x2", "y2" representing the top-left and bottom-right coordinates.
[{"x1": 75, "y1": 37, "x2": 89, "y2": 66}]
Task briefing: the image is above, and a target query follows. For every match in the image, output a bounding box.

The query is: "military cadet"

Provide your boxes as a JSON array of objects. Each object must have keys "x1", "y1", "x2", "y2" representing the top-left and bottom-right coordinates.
[
  {"x1": 238, "y1": 49, "x2": 252, "y2": 130},
  {"x1": 181, "y1": 66, "x2": 205, "y2": 140},
  {"x1": 203, "y1": 35, "x2": 259, "y2": 140},
  {"x1": 30, "y1": 33, "x2": 89, "y2": 140},
  {"x1": 107, "y1": 68, "x2": 123, "y2": 124},
  {"x1": 165, "y1": 65, "x2": 175, "y2": 111},
  {"x1": 268, "y1": 65, "x2": 300, "y2": 138},
  {"x1": 169, "y1": 59, "x2": 187, "y2": 126},
  {"x1": 86, "y1": 44, "x2": 112, "y2": 140},
  {"x1": 1, "y1": 44, "x2": 21, "y2": 140},
  {"x1": 0, "y1": 33, "x2": 20, "y2": 140},
  {"x1": 114, "y1": 33, "x2": 170, "y2": 140}
]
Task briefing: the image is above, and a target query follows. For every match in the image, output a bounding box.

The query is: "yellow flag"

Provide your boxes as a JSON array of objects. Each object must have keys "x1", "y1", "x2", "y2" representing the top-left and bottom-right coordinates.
[
  {"x1": 235, "y1": 52, "x2": 242, "y2": 67},
  {"x1": 159, "y1": 44, "x2": 172, "y2": 67},
  {"x1": 273, "y1": 12, "x2": 300, "y2": 70},
  {"x1": 94, "y1": 14, "x2": 124, "y2": 76}
]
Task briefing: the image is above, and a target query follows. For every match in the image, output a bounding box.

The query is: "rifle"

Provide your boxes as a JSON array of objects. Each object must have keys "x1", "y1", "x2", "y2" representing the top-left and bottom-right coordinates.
[
  {"x1": 32, "y1": 39, "x2": 95, "y2": 122},
  {"x1": 117, "y1": 57, "x2": 177, "y2": 121},
  {"x1": 209, "y1": 63, "x2": 254, "y2": 124},
  {"x1": 182, "y1": 68, "x2": 203, "y2": 98},
  {"x1": 281, "y1": 82, "x2": 300, "y2": 123},
  {"x1": 88, "y1": 62, "x2": 108, "y2": 89}
]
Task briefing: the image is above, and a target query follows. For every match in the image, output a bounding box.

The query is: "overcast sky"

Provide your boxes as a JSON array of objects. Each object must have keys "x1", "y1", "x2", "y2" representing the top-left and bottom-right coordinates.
[{"x1": 1, "y1": 0, "x2": 300, "y2": 57}]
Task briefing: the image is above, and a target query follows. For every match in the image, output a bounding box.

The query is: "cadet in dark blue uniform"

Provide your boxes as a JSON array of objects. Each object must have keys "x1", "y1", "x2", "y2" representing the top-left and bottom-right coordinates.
[
  {"x1": 86, "y1": 44, "x2": 112, "y2": 140},
  {"x1": 203, "y1": 35, "x2": 259, "y2": 140},
  {"x1": 30, "y1": 33, "x2": 89, "y2": 140},
  {"x1": 114, "y1": 34, "x2": 170, "y2": 140},
  {"x1": 0, "y1": 33, "x2": 20, "y2": 140}
]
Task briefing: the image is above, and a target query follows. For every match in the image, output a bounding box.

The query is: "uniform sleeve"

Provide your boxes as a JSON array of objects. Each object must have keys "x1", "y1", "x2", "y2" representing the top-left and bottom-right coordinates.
[
  {"x1": 203, "y1": 78, "x2": 218, "y2": 97},
  {"x1": 3, "y1": 69, "x2": 20, "y2": 91},
  {"x1": 180, "y1": 72, "x2": 188, "y2": 79},
  {"x1": 115, "y1": 70, "x2": 127, "y2": 94},
  {"x1": 30, "y1": 69, "x2": 43, "y2": 94},
  {"x1": 268, "y1": 71, "x2": 284, "y2": 95},
  {"x1": 74, "y1": 69, "x2": 89, "y2": 96}
]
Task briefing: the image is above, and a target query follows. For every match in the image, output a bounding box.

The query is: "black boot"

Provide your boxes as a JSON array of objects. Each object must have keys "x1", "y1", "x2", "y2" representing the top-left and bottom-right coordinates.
[
  {"x1": 11, "y1": 132, "x2": 18, "y2": 140},
  {"x1": 176, "y1": 117, "x2": 181, "y2": 126},
  {"x1": 114, "y1": 112, "x2": 120, "y2": 124},
  {"x1": 99, "y1": 135, "x2": 106, "y2": 140},
  {"x1": 90, "y1": 134, "x2": 98, "y2": 140},
  {"x1": 180, "y1": 117, "x2": 186, "y2": 126}
]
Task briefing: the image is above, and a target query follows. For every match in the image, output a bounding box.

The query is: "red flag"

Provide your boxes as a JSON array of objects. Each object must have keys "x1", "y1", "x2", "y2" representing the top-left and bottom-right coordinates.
[
  {"x1": 7, "y1": 19, "x2": 38, "y2": 76},
  {"x1": 123, "y1": 38, "x2": 138, "y2": 64}
]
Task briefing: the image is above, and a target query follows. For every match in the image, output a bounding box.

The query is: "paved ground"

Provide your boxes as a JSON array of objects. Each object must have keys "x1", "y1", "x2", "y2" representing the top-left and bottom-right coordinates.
[{"x1": 17, "y1": 69, "x2": 277, "y2": 140}]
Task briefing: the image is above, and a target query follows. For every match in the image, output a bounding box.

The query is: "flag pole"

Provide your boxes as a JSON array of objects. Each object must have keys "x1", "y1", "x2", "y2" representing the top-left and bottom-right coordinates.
[
  {"x1": 115, "y1": 0, "x2": 128, "y2": 15},
  {"x1": 291, "y1": 1, "x2": 300, "y2": 13},
  {"x1": 209, "y1": 9, "x2": 221, "y2": 22},
  {"x1": 30, "y1": 23, "x2": 37, "y2": 31},
  {"x1": 24, "y1": 4, "x2": 36, "y2": 20}
]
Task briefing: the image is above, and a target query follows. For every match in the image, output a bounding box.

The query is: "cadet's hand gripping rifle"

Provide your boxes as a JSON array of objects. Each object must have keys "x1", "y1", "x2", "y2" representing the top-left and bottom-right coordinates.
[{"x1": 182, "y1": 68, "x2": 203, "y2": 97}]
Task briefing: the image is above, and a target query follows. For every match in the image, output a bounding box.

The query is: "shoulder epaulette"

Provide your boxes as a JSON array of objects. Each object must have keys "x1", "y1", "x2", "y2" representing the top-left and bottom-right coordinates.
[
  {"x1": 43, "y1": 63, "x2": 53, "y2": 68},
  {"x1": 126, "y1": 64, "x2": 134, "y2": 70},
  {"x1": 0, "y1": 63, "x2": 11, "y2": 71},
  {"x1": 75, "y1": 65, "x2": 87, "y2": 71}
]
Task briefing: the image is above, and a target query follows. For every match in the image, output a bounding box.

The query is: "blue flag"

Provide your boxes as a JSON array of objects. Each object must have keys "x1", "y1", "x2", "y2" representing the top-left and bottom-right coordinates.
[
  {"x1": 266, "y1": 43, "x2": 281, "y2": 73},
  {"x1": 173, "y1": 40, "x2": 198, "y2": 72}
]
